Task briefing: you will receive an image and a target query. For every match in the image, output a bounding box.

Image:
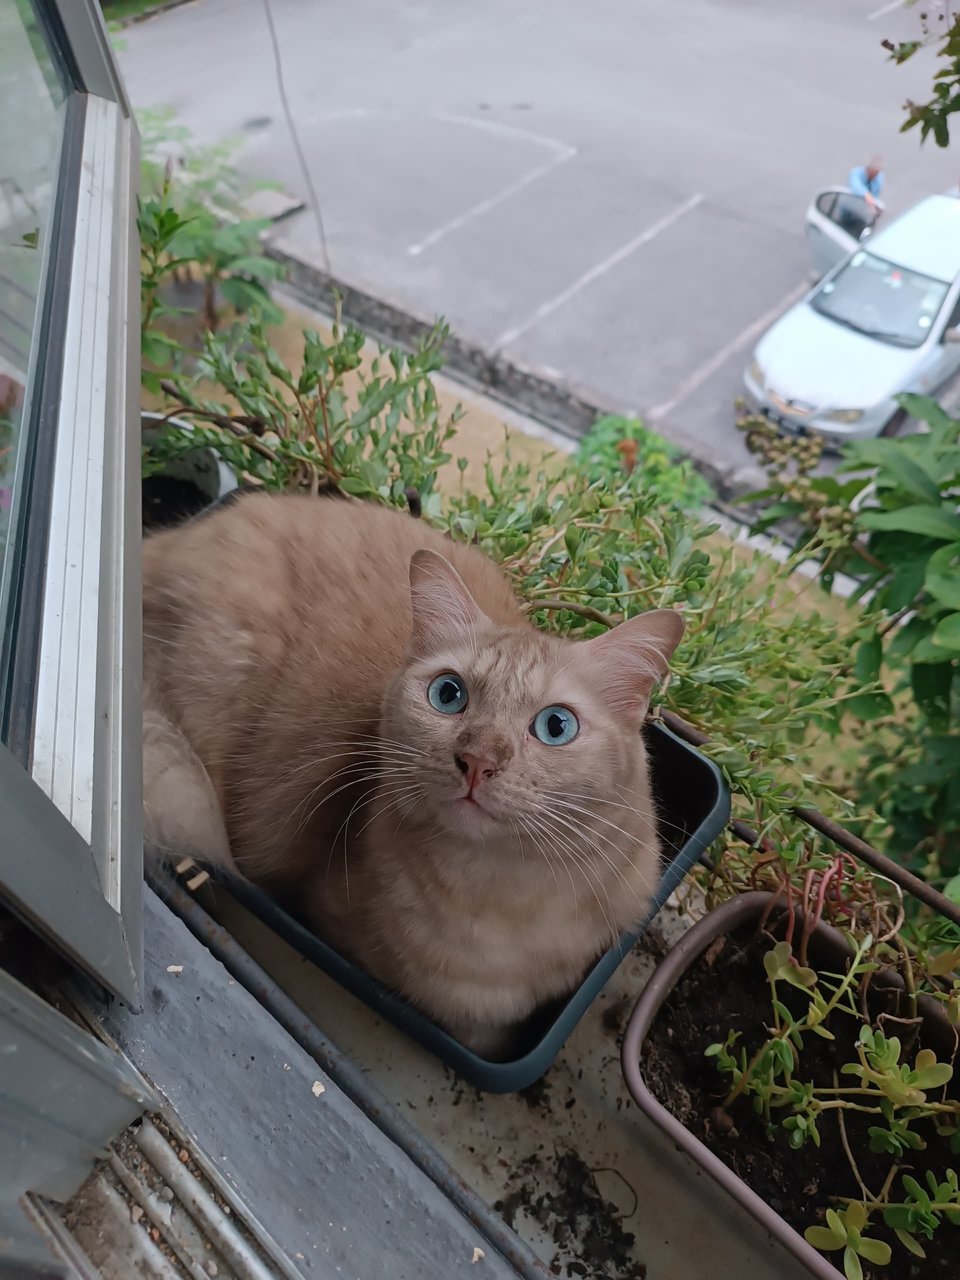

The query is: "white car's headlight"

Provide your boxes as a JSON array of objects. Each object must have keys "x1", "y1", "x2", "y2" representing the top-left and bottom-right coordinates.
[
  {"x1": 748, "y1": 359, "x2": 765, "y2": 389},
  {"x1": 824, "y1": 409, "x2": 864, "y2": 424}
]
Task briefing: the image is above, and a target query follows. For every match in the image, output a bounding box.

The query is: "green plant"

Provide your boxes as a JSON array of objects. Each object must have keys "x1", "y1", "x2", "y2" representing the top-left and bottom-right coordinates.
[
  {"x1": 741, "y1": 398, "x2": 960, "y2": 885},
  {"x1": 884, "y1": 7, "x2": 960, "y2": 148},
  {"x1": 137, "y1": 107, "x2": 285, "y2": 388},
  {"x1": 705, "y1": 904, "x2": 960, "y2": 1276},
  {"x1": 145, "y1": 313, "x2": 461, "y2": 504},
  {"x1": 148, "y1": 306, "x2": 864, "y2": 857},
  {"x1": 804, "y1": 1203, "x2": 891, "y2": 1280},
  {"x1": 574, "y1": 414, "x2": 714, "y2": 511},
  {"x1": 144, "y1": 296, "x2": 960, "y2": 1273}
]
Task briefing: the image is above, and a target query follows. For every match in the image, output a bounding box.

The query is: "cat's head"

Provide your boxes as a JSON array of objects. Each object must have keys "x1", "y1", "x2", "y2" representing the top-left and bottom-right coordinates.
[{"x1": 378, "y1": 549, "x2": 683, "y2": 846}]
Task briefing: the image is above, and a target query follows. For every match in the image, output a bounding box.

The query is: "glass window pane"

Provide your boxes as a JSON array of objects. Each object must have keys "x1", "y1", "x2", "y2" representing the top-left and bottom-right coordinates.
[{"x1": 0, "y1": 0, "x2": 70, "y2": 712}]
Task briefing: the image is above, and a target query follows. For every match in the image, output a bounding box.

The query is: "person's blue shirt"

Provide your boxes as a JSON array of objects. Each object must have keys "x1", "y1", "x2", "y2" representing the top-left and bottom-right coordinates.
[{"x1": 849, "y1": 165, "x2": 884, "y2": 199}]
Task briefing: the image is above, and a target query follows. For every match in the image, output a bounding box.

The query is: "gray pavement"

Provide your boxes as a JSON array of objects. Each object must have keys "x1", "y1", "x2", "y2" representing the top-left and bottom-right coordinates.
[{"x1": 118, "y1": 0, "x2": 958, "y2": 482}]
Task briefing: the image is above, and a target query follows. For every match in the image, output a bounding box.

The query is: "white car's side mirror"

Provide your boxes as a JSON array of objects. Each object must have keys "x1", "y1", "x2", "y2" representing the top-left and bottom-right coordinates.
[{"x1": 944, "y1": 326, "x2": 960, "y2": 345}]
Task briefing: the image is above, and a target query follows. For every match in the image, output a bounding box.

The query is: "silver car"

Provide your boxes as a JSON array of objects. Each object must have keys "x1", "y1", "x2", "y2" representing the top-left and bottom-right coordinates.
[{"x1": 743, "y1": 192, "x2": 960, "y2": 444}]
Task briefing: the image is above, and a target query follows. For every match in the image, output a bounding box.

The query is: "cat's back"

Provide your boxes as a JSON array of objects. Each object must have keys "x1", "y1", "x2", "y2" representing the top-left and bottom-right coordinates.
[{"x1": 143, "y1": 493, "x2": 522, "y2": 689}]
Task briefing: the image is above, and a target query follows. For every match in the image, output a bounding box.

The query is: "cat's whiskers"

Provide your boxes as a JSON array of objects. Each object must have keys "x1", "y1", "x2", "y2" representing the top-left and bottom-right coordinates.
[
  {"x1": 327, "y1": 771, "x2": 432, "y2": 902},
  {"x1": 524, "y1": 808, "x2": 621, "y2": 947},
  {"x1": 546, "y1": 795, "x2": 663, "y2": 886},
  {"x1": 544, "y1": 783, "x2": 691, "y2": 846},
  {"x1": 516, "y1": 814, "x2": 563, "y2": 901},
  {"x1": 512, "y1": 817, "x2": 526, "y2": 874},
  {"x1": 354, "y1": 784, "x2": 427, "y2": 840},
  {"x1": 293, "y1": 762, "x2": 422, "y2": 838},
  {"x1": 533, "y1": 810, "x2": 621, "y2": 946},
  {"x1": 282, "y1": 740, "x2": 427, "y2": 783},
  {"x1": 528, "y1": 800, "x2": 655, "y2": 907}
]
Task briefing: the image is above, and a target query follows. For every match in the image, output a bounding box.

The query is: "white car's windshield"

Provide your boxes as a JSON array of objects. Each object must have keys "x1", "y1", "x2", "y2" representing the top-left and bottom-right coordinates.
[{"x1": 811, "y1": 251, "x2": 949, "y2": 349}]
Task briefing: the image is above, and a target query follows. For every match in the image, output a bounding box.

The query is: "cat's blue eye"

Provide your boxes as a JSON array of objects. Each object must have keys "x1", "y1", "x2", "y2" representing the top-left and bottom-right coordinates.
[
  {"x1": 427, "y1": 674, "x2": 468, "y2": 714},
  {"x1": 531, "y1": 705, "x2": 579, "y2": 746}
]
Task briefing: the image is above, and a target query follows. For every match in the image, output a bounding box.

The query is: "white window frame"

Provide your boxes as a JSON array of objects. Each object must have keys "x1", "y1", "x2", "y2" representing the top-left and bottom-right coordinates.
[{"x1": 0, "y1": 0, "x2": 142, "y2": 1006}]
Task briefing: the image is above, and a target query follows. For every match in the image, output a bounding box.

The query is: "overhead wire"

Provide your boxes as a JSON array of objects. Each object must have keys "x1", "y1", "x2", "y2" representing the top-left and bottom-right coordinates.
[{"x1": 258, "y1": 0, "x2": 331, "y2": 273}]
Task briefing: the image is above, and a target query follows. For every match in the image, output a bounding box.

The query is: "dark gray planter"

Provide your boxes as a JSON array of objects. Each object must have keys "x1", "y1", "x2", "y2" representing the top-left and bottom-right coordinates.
[
  {"x1": 141, "y1": 411, "x2": 237, "y2": 530},
  {"x1": 215, "y1": 723, "x2": 731, "y2": 1092}
]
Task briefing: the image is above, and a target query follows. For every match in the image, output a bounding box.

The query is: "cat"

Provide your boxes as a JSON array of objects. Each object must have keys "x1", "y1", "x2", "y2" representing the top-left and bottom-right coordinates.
[{"x1": 142, "y1": 493, "x2": 684, "y2": 1055}]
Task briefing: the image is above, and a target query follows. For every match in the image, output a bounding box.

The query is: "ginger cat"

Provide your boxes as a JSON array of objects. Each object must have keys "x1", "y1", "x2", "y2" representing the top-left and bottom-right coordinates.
[{"x1": 143, "y1": 494, "x2": 683, "y2": 1055}]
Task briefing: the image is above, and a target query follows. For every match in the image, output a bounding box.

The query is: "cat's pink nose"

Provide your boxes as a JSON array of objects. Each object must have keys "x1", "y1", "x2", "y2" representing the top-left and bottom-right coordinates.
[{"x1": 454, "y1": 752, "x2": 497, "y2": 792}]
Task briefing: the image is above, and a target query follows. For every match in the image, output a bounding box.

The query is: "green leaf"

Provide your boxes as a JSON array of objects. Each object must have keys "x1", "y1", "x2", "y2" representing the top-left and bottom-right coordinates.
[
  {"x1": 844, "y1": 1202, "x2": 867, "y2": 1233},
  {"x1": 926, "y1": 543, "x2": 960, "y2": 609},
  {"x1": 842, "y1": 1245, "x2": 863, "y2": 1280},
  {"x1": 804, "y1": 1226, "x2": 845, "y2": 1252},
  {"x1": 911, "y1": 663, "x2": 954, "y2": 731},
  {"x1": 854, "y1": 634, "x2": 882, "y2": 683},
  {"x1": 888, "y1": 615, "x2": 930, "y2": 660},
  {"x1": 219, "y1": 276, "x2": 271, "y2": 312},
  {"x1": 932, "y1": 612, "x2": 960, "y2": 652},
  {"x1": 881, "y1": 548, "x2": 934, "y2": 613},
  {"x1": 856, "y1": 1237, "x2": 892, "y2": 1266},
  {"x1": 338, "y1": 475, "x2": 374, "y2": 497},
  {"x1": 846, "y1": 692, "x2": 894, "y2": 721},
  {"x1": 859, "y1": 505, "x2": 960, "y2": 541},
  {"x1": 911, "y1": 633, "x2": 956, "y2": 664},
  {"x1": 912, "y1": 1061, "x2": 953, "y2": 1090},
  {"x1": 893, "y1": 1227, "x2": 926, "y2": 1259},
  {"x1": 826, "y1": 1208, "x2": 847, "y2": 1238},
  {"x1": 141, "y1": 331, "x2": 180, "y2": 366},
  {"x1": 870, "y1": 449, "x2": 942, "y2": 503}
]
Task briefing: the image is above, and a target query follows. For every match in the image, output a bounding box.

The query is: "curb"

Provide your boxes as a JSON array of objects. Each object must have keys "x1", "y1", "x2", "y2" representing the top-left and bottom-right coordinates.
[
  {"x1": 106, "y1": 0, "x2": 199, "y2": 29},
  {"x1": 265, "y1": 244, "x2": 758, "y2": 509}
]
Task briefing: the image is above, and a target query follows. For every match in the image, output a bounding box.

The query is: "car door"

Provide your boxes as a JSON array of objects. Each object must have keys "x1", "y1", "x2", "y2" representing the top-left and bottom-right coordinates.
[{"x1": 804, "y1": 189, "x2": 869, "y2": 279}]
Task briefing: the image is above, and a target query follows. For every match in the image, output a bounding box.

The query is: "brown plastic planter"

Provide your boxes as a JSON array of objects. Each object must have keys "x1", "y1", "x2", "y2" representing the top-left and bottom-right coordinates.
[{"x1": 621, "y1": 890, "x2": 954, "y2": 1280}]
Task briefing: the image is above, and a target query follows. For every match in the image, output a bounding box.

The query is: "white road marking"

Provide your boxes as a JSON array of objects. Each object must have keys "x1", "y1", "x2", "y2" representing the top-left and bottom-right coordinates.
[
  {"x1": 409, "y1": 113, "x2": 577, "y2": 256},
  {"x1": 409, "y1": 150, "x2": 575, "y2": 256},
  {"x1": 867, "y1": 0, "x2": 905, "y2": 20},
  {"x1": 493, "y1": 193, "x2": 705, "y2": 350},
  {"x1": 647, "y1": 279, "x2": 810, "y2": 422},
  {"x1": 433, "y1": 111, "x2": 573, "y2": 157}
]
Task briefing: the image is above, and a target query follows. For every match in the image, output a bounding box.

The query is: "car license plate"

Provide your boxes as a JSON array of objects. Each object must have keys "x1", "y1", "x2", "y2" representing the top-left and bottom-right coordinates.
[{"x1": 761, "y1": 407, "x2": 804, "y2": 437}]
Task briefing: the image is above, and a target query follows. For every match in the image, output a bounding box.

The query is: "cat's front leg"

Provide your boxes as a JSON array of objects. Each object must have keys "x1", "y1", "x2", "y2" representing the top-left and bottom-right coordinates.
[{"x1": 143, "y1": 707, "x2": 235, "y2": 873}]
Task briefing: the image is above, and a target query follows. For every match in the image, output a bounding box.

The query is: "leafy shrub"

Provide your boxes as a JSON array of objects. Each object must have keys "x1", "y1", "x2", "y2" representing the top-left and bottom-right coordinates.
[
  {"x1": 148, "y1": 309, "x2": 858, "y2": 868},
  {"x1": 575, "y1": 414, "x2": 714, "y2": 512},
  {"x1": 137, "y1": 107, "x2": 285, "y2": 390},
  {"x1": 741, "y1": 396, "x2": 960, "y2": 885}
]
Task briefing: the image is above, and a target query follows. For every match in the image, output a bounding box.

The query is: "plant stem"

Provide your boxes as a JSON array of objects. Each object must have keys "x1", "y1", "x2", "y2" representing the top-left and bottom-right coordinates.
[
  {"x1": 524, "y1": 599, "x2": 616, "y2": 627},
  {"x1": 835, "y1": 1070, "x2": 876, "y2": 1204},
  {"x1": 314, "y1": 375, "x2": 338, "y2": 479}
]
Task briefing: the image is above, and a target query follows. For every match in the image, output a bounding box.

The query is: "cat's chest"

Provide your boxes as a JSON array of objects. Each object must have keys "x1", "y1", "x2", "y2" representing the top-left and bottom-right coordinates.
[{"x1": 394, "y1": 864, "x2": 614, "y2": 965}]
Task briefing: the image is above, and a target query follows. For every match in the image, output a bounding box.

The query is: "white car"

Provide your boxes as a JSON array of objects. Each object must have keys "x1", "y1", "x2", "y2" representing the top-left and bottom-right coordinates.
[{"x1": 743, "y1": 192, "x2": 960, "y2": 444}]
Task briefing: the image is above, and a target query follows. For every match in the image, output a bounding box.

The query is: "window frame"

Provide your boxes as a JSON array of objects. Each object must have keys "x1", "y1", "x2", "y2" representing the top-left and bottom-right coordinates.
[{"x1": 0, "y1": 0, "x2": 142, "y2": 1006}]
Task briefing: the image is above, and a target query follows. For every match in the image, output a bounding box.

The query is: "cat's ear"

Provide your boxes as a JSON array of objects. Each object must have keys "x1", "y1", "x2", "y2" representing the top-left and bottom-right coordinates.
[
  {"x1": 408, "y1": 549, "x2": 485, "y2": 658},
  {"x1": 580, "y1": 610, "x2": 684, "y2": 723}
]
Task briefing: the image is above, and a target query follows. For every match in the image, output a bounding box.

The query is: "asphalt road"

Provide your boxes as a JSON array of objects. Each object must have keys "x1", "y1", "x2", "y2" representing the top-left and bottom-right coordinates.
[{"x1": 119, "y1": 0, "x2": 958, "y2": 483}]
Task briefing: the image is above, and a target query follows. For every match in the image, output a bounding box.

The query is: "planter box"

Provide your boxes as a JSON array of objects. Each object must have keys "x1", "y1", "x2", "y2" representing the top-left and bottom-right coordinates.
[
  {"x1": 216, "y1": 722, "x2": 730, "y2": 1092},
  {"x1": 621, "y1": 889, "x2": 957, "y2": 1280},
  {"x1": 141, "y1": 411, "x2": 237, "y2": 530}
]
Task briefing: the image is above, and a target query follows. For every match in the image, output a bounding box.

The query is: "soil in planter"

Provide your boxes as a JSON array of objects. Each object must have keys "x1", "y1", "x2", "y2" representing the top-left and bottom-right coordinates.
[
  {"x1": 643, "y1": 923, "x2": 960, "y2": 1280},
  {"x1": 142, "y1": 475, "x2": 212, "y2": 531}
]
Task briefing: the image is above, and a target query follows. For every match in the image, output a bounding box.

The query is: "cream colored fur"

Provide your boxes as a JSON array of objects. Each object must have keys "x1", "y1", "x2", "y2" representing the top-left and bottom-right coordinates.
[{"x1": 143, "y1": 494, "x2": 683, "y2": 1055}]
